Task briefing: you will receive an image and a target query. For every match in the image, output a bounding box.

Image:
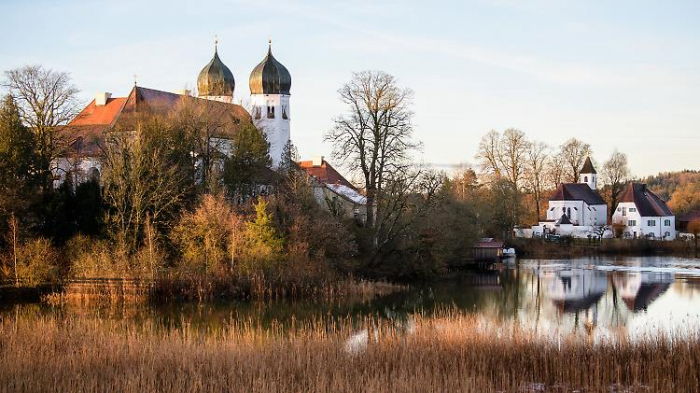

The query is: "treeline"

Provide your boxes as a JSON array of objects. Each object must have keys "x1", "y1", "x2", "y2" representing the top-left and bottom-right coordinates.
[
  {"x1": 0, "y1": 66, "x2": 517, "y2": 293},
  {"x1": 643, "y1": 170, "x2": 700, "y2": 217}
]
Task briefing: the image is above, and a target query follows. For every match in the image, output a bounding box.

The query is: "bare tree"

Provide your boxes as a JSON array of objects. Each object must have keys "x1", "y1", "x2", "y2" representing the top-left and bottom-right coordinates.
[
  {"x1": 546, "y1": 151, "x2": 566, "y2": 188},
  {"x1": 498, "y1": 128, "x2": 529, "y2": 189},
  {"x1": 3, "y1": 66, "x2": 80, "y2": 193},
  {"x1": 325, "y1": 70, "x2": 418, "y2": 230},
  {"x1": 601, "y1": 150, "x2": 631, "y2": 218},
  {"x1": 524, "y1": 141, "x2": 550, "y2": 220},
  {"x1": 102, "y1": 116, "x2": 191, "y2": 251},
  {"x1": 476, "y1": 130, "x2": 502, "y2": 179},
  {"x1": 171, "y1": 98, "x2": 228, "y2": 193},
  {"x1": 559, "y1": 138, "x2": 592, "y2": 183}
]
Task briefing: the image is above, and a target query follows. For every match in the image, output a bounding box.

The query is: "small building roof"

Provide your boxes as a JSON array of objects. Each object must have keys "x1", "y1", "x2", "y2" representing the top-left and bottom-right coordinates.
[
  {"x1": 475, "y1": 239, "x2": 504, "y2": 249},
  {"x1": 619, "y1": 183, "x2": 673, "y2": 217},
  {"x1": 549, "y1": 183, "x2": 606, "y2": 206},
  {"x1": 581, "y1": 156, "x2": 596, "y2": 174},
  {"x1": 298, "y1": 159, "x2": 356, "y2": 189},
  {"x1": 556, "y1": 214, "x2": 573, "y2": 225}
]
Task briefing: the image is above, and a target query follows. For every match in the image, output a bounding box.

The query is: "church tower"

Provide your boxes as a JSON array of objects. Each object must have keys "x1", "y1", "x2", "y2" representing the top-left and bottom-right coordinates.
[
  {"x1": 580, "y1": 156, "x2": 597, "y2": 190},
  {"x1": 249, "y1": 40, "x2": 291, "y2": 168},
  {"x1": 197, "y1": 40, "x2": 236, "y2": 103}
]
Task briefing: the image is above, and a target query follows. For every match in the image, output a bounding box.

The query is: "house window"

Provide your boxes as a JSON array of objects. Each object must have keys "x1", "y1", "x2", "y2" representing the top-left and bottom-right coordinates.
[
  {"x1": 282, "y1": 105, "x2": 288, "y2": 120},
  {"x1": 567, "y1": 207, "x2": 571, "y2": 218},
  {"x1": 628, "y1": 220, "x2": 636, "y2": 227},
  {"x1": 267, "y1": 104, "x2": 275, "y2": 119},
  {"x1": 254, "y1": 107, "x2": 261, "y2": 119},
  {"x1": 664, "y1": 219, "x2": 671, "y2": 226},
  {"x1": 584, "y1": 176, "x2": 588, "y2": 182},
  {"x1": 648, "y1": 220, "x2": 656, "y2": 227},
  {"x1": 629, "y1": 208, "x2": 637, "y2": 213},
  {"x1": 665, "y1": 231, "x2": 671, "y2": 238},
  {"x1": 622, "y1": 207, "x2": 627, "y2": 217},
  {"x1": 617, "y1": 207, "x2": 622, "y2": 212}
]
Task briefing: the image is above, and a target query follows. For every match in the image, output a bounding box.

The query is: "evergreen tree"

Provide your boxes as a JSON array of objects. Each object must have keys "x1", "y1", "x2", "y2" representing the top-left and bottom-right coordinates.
[
  {"x1": 223, "y1": 124, "x2": 272, "y2": 201},
  {"x1": 0, "y1": 95, "x2": 40, "y2": 221}
]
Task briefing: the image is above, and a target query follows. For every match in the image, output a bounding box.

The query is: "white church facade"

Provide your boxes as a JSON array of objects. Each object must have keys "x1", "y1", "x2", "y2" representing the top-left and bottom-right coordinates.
[{"x1": 521, "y1": 157, "x2": 610, "y2": 239}]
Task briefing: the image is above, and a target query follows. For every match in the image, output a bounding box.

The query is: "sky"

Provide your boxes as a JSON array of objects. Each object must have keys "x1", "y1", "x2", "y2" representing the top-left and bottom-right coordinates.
[{"x1": 1, "y1": 0, "x2": 699, "y2": 177}]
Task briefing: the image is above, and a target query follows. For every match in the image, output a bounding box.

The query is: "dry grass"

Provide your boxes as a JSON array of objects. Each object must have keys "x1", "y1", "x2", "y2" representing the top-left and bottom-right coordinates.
[{"x1": 1, "y1": 310, "x2": 698, "y2": 392}]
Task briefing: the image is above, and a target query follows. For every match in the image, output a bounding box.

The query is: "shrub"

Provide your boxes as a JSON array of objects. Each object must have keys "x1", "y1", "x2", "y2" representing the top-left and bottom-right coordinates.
[
  {"x1": 170, "y1": 194, "x2": 242, "y2": 273},
  {"x1": 6, "y1": 238, "x2": 59, "y2": 284}
]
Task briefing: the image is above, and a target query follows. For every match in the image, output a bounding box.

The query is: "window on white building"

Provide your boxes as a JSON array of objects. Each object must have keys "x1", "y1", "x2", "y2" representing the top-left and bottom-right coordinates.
[
  {"x1": 622, "y1": 207, "x2": 627, "y2": 216},
  {"x1": 664, "y1": 219, "x2": 671, "y2": 226},
  {"x1": 648, "y1": 220, "x2": 656, "y2": 226},
  {"x1": 584, "y1": 176, "x2": 588, "y2": 182},
  {"x1": 629, "y1": 208, "x2": 637, "y2": 212},
  {"x1": 628, "y1": 220, "x2": 636, "y2": 226},
  {"x1": 665, "y1": 232, "x2": 671, "y2": 238},
  {"x1": 267, "y1": 105, "x2": 275, "y2": 119}
]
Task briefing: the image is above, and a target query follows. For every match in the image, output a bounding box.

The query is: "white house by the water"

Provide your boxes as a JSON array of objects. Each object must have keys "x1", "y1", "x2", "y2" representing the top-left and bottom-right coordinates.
[{"x1": 612, "y1": 183, "x2": 676, "y2": 240}]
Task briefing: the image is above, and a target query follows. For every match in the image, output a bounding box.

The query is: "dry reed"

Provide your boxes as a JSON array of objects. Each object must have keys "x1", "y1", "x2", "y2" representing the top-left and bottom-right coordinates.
[{"x1": 1, "y1": 309, "x2": 698, "y2": 392}]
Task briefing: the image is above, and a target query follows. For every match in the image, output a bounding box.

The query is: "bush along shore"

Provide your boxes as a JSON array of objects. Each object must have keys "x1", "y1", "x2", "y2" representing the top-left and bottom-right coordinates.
[
  {"x1": 511, "y1": 237, "x2": 699, "y2": 258},
  {"x1": 0, "y1": 192, "x2": 413, "y2": 304},
  {"x1": 1, "y1": 310, "x2": 699, "y2": 393}
]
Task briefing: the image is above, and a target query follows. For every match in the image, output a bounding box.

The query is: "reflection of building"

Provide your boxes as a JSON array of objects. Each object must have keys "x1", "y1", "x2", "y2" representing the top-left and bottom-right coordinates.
[
  {"x1": 613, "y1": 271, "x2": 673, "y2": 312},
  {"x1": 543, "y1": 269, "x2": 608, "y2": 313}
]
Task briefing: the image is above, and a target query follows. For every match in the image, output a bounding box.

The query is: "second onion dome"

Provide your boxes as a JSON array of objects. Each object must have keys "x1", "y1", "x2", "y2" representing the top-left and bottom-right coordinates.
[{"x1": 249, "y1": 40, "x2": 291, "y2": 95}]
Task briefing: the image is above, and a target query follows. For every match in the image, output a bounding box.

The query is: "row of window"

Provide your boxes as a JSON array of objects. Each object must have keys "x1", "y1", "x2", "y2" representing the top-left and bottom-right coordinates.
[
  {"x1": 253, "y1": 105, "x2": 289, "y2": 120},
  {"x1": 627, "y1": 219, "x2": 672, "y2": 227}
]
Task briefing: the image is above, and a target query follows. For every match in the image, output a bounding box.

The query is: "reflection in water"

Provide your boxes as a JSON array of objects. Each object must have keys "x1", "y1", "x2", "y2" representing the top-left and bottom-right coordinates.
[
  {"x1": 614, "y1": 272, "x2": 673, "y2": 312},
  {"x1": 2, "y1": 257, "x2": 700, "y2": 342}
]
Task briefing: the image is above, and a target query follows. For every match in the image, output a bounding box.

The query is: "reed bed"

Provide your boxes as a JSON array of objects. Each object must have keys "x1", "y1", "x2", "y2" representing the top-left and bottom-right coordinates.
[{"x1": 1, "y1": 310, "x2": 698, "y2": 392}]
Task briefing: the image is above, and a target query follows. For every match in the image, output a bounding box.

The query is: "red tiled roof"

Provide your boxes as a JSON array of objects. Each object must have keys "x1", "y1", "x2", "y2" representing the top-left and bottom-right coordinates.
[
  {"x1": 549, "y1": 183, "x2": 606, "y2": 205},
  {"x1": 63, "y1": 86, "x2": 252, "y2": 157},
  {"x1": 70, "y1": 97, "x2": 127, "y2": 126},
  {"x1": 298, "y1": 159, "x2": 356, "y2": 190},
  {"x1": 619, "y1": 183, "x2": 673, "y2": 217}
]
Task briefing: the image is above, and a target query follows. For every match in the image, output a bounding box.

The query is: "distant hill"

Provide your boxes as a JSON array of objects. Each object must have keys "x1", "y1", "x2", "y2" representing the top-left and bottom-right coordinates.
[{"x1": 643, "y1": 170, "x2": 700, "y2": 216}]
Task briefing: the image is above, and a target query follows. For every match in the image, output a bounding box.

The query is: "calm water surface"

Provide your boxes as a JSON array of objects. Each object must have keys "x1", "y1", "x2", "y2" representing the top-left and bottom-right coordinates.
[{"x1": 3, "y1": 256, "x2": 700, "y2": 340}]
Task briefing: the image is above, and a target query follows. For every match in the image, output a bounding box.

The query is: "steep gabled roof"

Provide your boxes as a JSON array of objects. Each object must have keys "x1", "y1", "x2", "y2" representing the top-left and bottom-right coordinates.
[
  {"x1": 549, "y1": 183, "x2": 606, "y2": 205},
  {"x1": 556, "y1": 214, "x2": 573, "y2": 225},
  {"x1": 581, "y1": 156, "x2": 596, "y2": 174},
  {"x1": 298, "y1": 159, "x2": 356, "y2": 189},
  {"x1": 619, "y1": 183, "x2": 674, "y2": 217},
  {"x1": 64, "y1": 86, "x2": 252, "y2": 157}
]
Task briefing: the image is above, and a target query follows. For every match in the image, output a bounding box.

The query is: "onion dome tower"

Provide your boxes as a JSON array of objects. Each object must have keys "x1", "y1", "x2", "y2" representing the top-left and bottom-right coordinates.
[
  {"x1": 249, "y1": 40, "x2": 291, "y2": 168},
  {"x1": 580, "y1": 156, "x2": 597, "y2": 190},
  {"x1": 197, "y1": 39, "x2": 235, "y2": 103}
]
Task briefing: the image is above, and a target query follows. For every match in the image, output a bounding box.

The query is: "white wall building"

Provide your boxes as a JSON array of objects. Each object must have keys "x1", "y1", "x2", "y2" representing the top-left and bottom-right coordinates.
[
  {"x1": 612, "y1": 183, "x2": 676, "y2": 240},
  {"x1": 55, "y1": 40, "x2": 293, "y2": 185},
  {"x1": 527, "y1": 157, "x2": 610, "y2": 239}
]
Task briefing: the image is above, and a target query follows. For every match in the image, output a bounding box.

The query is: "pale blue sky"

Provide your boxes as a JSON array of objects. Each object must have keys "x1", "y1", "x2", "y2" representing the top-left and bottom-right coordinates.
[{"x1": 1, "y1": 0, "x2": 699, "y2": 177}]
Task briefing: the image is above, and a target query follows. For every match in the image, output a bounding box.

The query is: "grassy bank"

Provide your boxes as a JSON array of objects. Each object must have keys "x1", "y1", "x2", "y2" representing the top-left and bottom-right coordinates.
[
  {"x1": 511, "y1": 237, "x2": 699, "y2": 258},
  {"x1": 1, "y1": 311, "x2": 698, "y2": 392}
]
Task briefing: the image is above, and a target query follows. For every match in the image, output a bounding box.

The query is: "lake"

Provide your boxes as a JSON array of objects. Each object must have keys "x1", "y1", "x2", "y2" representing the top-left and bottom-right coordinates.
[{"x1": 3, "y1": 256, "x2": 700, "y2": 341}]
